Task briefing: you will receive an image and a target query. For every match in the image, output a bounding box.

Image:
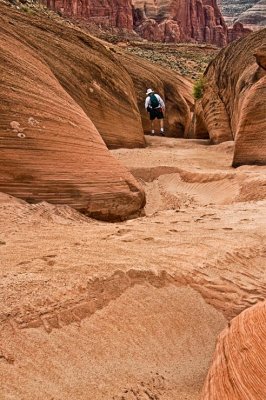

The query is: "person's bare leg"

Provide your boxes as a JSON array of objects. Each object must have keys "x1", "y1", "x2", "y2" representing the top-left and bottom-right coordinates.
[
  {"x1": 151, "y1": 120, "x2": 155, "y2": 135},
  {"x1": 160, "y1": 119, "x2": 164, "y2": 135}
]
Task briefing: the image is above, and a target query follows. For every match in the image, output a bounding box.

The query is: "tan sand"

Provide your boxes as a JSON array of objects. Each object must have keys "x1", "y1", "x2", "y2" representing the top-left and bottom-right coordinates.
[{"x1": 0, "y1": 137, "x2": 265, "y2": 399}]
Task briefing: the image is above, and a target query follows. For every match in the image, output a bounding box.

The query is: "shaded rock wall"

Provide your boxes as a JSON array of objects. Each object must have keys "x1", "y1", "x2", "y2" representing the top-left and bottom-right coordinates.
[
  {"x1": 0, "y1": 4, "x2": 145, "y2": 220},
  {"x1": 193, "y1": 28, "x2": 266, "y2": 166},
  {"x1": 117, "y1": 51, "x2": 194, "y2": 137},
  {"x1": 201, "y1": 300, "x2": 266, "y2": 400}
]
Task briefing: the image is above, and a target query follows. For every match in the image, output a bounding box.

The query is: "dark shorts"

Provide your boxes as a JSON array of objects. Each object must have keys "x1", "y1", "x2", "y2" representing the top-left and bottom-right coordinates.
[{"x1": 149, "y1": 107, "x2": 164, "y2": 120}]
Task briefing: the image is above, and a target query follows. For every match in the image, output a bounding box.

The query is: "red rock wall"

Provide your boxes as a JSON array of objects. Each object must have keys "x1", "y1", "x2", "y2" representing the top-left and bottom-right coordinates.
[
  {"x1": 44, "y1": 0, "x2": 133, "y2": 29},
  {"x1": 41, "y1": 0, "x2": 230, "y2": 46},
  {"x1": 134, "y1": 0, "x2": 228, "y2": 46}
]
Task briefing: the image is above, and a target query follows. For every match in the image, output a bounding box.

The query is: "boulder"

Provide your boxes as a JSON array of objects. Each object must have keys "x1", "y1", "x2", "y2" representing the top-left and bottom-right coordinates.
[
  {"x1": 201, "y1": 300, "x2": 266, "y2": 400},
  {"x1": 0, "y1": 4, "x2": 145, "y2": 220}
]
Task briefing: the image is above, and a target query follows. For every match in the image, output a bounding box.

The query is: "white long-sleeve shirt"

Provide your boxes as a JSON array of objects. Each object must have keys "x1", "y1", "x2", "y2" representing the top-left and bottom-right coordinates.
[{"x1": 145, "y1": 94, "x2": 165, "y2": 110}]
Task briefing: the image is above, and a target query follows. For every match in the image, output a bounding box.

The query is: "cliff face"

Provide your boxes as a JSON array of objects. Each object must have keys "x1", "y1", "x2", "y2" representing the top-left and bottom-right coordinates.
[
  {"x1": 193, "y1": 28, "x2": 266, "y2": 166},
  {"x1": 41, "y1": 0, "x2": 231, "y2": 46},
  {"x1": 44, "y1": 0, "x2": 133, "y2": 29},
  {"x1": 132, "y1": 0, "x2": 228, "y2": 46}
]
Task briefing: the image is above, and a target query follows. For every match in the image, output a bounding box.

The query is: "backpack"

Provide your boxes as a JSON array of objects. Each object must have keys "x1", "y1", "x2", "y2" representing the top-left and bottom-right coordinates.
[{"x1": 149, "y1": 93, "x2": 160, "y2": 109}]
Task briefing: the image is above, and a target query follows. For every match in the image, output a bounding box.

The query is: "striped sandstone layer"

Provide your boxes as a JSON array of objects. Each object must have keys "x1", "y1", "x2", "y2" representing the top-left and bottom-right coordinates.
[
  {"x1": 201, "y1": 300, "x2": 266, "y2": 400},
  {"x1": 193, "y1": 28, "x2": 266, "y2": 166},
  {"x1": 0, "y1": 3, "x2": 145, "y2": 150},
  {"x1": 0, "y1": 4, "x2": 145, "y2": 220}
]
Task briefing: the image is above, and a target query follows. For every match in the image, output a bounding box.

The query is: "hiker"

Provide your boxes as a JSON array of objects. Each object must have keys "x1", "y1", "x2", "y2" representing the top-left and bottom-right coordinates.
[{"x1": 145, "y1": 89, "x2": 165, "y2": 136}]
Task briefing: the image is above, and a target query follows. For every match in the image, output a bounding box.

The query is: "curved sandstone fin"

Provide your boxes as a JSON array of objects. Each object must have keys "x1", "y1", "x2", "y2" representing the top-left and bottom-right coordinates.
[{"x1": 0, "y1": 13, "x2": 145, "y2": 221}]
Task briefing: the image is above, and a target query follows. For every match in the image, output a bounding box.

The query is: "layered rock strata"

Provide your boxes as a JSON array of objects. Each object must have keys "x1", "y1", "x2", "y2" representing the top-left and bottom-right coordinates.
[
  {"x1": 193, "y1": 29, "x2": 266, "y2": 166},
  {"x1": 133, "y1": 0, "x2": 228, "y2": 46},
  {"x1": 41, "y1": 0, "x2": 231, "y2": 46},
  {"x1": 218, "y1": 0, "x2": 266, "y2": 30},
  {"x1": 0, "y1": 4, "x2": 145, "y2": 220},
  {"x1": 201, "y1": 300, "x2": 266, "y2": 400},
  {"x1": 43, "y1": 0, "x2": 134, "y2": 29},
  {"x1": 1, "y1": 3, "x2": 145, "y2": 150}
]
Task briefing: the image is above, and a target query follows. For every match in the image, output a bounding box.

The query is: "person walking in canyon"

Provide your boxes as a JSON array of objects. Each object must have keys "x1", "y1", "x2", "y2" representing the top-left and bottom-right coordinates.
[{"x1": 145, "y1": 89, "x2": 165, "y2": 136}]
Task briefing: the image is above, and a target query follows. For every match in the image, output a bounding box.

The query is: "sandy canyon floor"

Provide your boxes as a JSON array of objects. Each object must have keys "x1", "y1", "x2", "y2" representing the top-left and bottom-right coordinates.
[{"x1": 0, "y1": 136, "x2": 266, "y2": 399}]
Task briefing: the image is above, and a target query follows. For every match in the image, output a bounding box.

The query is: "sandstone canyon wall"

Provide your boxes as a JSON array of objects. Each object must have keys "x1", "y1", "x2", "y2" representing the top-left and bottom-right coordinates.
[
  {"x1": 193, "y1": 28, "x2": 266, "y2": 166},
  {"x1": 0, "y1": 3, "x2": 145, "y2": 220},
  {"x1": 2, "y1": 4, "x2": 146, "y2": 150},
  {"x1": 117, "y1": 51, "x2": 194, "y2": 137},
  {"x1": 201, "y1": 300, "x2": 266, "y2": 400}
]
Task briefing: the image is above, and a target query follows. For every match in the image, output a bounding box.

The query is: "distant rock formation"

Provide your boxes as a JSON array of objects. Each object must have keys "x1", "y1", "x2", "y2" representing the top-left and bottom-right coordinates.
[
  {"x1": 44, "y1": 0, "x2": 134, "y2": 29},
  {"x1": 218, "y1": 0, "x2": 266, "y2": 30},
  {"x1": 41, "y1": 0, "x2": 232, "y2": 46},
  {"x1": 228, "y1": 21, "x2": 253, "y2": 42},
  {"x1": 193, "y1": 28, "x2": 266, "y2": 166},
  {"x1": 0, "y1": 3, "x2": 145, "y2": 220},
  {"x1": 201, "y1": 300, "x2": 266, "y2": 400},
  {"x1": 132, "y1": 0, "x2": 228, "y2": 47},
  {"x1": 237, "y1": 0, "x2": 266, "y2": 29}
]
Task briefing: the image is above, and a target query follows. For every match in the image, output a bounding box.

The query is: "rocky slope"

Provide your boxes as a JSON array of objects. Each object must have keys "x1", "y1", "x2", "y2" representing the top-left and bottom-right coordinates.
[
  {"x1": 201, "y1": 300, "x2": 266, "y2": 399},
  {"x1": 218, "y1": 0, "x2": 266, "y2": 30},
  {"x1": 193, "y1": 28, "x2": 266, "y2": 166}
]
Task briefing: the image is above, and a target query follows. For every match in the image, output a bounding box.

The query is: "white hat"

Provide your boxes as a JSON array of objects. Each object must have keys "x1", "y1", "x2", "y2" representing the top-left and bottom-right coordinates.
[{"x1": 146, "y1": 88, "x2": 154, "y2": 95}]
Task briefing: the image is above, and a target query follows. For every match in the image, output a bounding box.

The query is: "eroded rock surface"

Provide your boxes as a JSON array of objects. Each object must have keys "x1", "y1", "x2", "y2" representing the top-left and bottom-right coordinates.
[
  {"x1": 218, "y1": 0, "x2": 266, "y2": 30},
  {"x1": 201, "y1": 300, "x2": 266, "y2": 400},
  {"x1": 193, "y1": 29, "x2": 266, "y2": 166},
  {"x1": 1, "y1": 3, "x2": 146, "y2": 150},
  {"x1": 0, "y1": 4, "x2": 145, "y2": 220}
]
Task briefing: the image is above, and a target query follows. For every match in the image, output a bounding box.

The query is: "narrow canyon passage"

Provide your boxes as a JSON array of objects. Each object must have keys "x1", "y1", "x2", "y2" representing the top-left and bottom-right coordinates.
[{"x1": 1, "y1": 137, "x2": 265, "y2": 399}]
